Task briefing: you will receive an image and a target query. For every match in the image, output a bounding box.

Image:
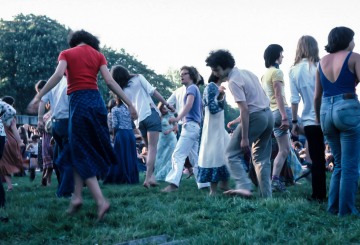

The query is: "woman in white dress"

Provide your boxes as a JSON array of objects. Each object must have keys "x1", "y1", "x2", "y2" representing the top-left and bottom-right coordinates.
[{"x1": 198, "y1": 74, "x2": 230, "y2": 195}]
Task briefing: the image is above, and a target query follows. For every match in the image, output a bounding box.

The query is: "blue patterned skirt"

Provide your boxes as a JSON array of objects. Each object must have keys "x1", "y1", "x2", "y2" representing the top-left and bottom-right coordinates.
[
  {"x1": 61, "y1": 90, "x2": 116, "y2": 180},
  {"x1": 197, "y1": 165, "x2": 230, "y2": 183}
]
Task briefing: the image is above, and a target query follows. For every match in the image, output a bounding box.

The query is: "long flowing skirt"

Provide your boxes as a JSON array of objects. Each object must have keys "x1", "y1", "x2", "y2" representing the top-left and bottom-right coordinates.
[
  {"x1": 59, "y1": 90, "x2": 116, "y2": 180},
  {"x1": 104, "y1": 129, "x2": 139, "y2": 184},
  {"x1": 154, "y1": 131, "x2": 177, "y2": 181},
  {"x1": 0, "y1": 119, "x2": 23, "y2": 176}
]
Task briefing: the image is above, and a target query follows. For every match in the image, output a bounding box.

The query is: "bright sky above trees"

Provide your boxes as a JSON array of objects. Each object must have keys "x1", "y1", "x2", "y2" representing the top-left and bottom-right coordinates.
[{"x1": 1, "y1": 0, "x2": 360, "y2": 104}]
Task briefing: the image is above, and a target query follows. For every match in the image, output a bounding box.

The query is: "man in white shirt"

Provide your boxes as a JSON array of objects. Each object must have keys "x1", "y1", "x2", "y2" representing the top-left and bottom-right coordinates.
[
  {"x1": 206, "y1": 50, "x2": 274, "y2": 198},
  {"x1": 38, "y1": 76, "x2": 74, "y2": 198}
]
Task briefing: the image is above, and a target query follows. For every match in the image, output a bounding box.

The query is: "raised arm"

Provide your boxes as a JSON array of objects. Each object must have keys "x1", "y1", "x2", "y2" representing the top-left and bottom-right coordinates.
[{"x1": 100, "y1": 65, "x2": 138, "y2": 120}]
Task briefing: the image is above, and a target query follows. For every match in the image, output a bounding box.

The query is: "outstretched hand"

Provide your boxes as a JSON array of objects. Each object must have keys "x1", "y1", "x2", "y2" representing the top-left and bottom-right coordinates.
[{"x1": 26, "y1": 97, "x2": 40, "y2": 115}]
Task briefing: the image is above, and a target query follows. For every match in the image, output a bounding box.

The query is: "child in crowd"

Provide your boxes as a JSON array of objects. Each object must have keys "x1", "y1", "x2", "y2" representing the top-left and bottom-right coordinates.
[
  {"x1": 104, "y1": 98, "x2": 139, "y2": 184},
  {"x1": 26, "y1": 134, "x2": 40, "y2": 181},
  {"x1": 154, "y1": 102, "x2": 177, "y2": 181}
]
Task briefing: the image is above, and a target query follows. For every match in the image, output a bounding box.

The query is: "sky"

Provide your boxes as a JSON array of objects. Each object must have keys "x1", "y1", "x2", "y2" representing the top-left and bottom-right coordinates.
[{"x1": 1, "y1": 0, "x2": 360, "y2": 105}]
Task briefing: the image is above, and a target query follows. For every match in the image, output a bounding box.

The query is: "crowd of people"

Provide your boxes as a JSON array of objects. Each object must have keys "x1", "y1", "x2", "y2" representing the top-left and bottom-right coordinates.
[{"x1": 1, "y1": 26, "x2": 360, "y2": 223}]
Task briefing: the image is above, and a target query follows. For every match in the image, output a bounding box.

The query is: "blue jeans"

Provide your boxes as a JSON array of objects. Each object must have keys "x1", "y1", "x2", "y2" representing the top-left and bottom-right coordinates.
[
  {"x1": 320, "y1": 94, "x2": 360, "y2": 216},
  {"x1": 52, "y1": 119, "x2": 74, "y2": 198}
]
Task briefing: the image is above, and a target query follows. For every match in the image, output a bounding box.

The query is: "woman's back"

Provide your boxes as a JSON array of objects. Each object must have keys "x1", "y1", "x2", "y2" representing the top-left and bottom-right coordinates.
[{"x1": 319, "y1": 51, "x2": 358, "y2": 96}]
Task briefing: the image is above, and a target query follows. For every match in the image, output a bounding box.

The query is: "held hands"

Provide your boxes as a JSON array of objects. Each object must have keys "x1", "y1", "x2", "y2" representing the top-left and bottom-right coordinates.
[
  {"x1": 291, "y1": 123, "x2": 299, "y2": 136},
  {"x1": 227, "y1": 120, "x2": 235, "y2": 129},
  {"x1": 218, "y1": 85, "x2": 226, "y2": 95},
  {"x1": 166, "y1": 103, "x2": 175, "y2": 112},
  {"x1": 279, "y1": 118, "x2": 290, "y2": 131},
  {"x1": 169, "y1": 117, "x2": 178, "y2": 124}
]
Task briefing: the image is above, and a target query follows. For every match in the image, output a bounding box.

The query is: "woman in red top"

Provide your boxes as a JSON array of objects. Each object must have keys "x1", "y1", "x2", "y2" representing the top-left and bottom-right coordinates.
[{"x1": 28, "y1": 30, "x2": 137, "y2": 222}]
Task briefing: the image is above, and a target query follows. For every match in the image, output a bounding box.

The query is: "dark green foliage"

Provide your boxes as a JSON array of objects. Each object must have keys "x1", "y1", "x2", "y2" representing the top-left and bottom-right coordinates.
[
  {"x1": 0, "y1": 14, "x2": 69, "y2": 113},
  {"x1": 100, "y1": 47, "x2": 176, "y2": 104},
  {"x1": 0, "y1": 14, "x2": 176, "y2": 113}
]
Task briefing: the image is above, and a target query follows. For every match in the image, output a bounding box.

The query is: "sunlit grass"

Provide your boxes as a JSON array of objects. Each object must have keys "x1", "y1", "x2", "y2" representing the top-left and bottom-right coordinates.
[{"x1": 1, "y1": 172, "x2": 360, "y2": 244}]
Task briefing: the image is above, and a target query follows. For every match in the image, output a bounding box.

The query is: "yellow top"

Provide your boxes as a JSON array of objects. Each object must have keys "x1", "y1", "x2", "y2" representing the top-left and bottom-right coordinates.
[{"x1": 261, "y1": 67, "x2": 288, "y2": 111}]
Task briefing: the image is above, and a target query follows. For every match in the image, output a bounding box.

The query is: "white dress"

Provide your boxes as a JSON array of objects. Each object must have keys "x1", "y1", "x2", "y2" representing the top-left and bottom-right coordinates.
[{"x1": 198, "y1": 82, "x2": 230, "y2": 183}]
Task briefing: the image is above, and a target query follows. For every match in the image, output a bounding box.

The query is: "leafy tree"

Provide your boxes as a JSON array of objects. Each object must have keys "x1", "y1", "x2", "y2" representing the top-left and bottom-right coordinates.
[
  {"x1": 164, "y1": 67, "x2": 181, "y2": 89},
  {"x1": 0, "y1": 14, "x2": 69, "y2": 113},
  {"x1": 0, "y1": 14, "x2": 176, "y2": 113}
]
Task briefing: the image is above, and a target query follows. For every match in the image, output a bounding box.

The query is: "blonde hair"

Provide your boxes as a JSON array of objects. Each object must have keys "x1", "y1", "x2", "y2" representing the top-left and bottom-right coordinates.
[{"x1": 293, "y1": 35, "x2": 319, "y2": 66}]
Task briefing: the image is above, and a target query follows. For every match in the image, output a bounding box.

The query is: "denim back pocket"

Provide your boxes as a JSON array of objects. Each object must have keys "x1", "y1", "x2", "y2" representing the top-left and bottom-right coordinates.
[{"x1": 335, "y1": 100, "x2": 360, "y2": 130}]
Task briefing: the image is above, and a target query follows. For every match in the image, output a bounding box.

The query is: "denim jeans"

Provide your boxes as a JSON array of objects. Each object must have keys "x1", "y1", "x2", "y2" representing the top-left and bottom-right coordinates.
[
  {"x1": 272, "y1": 107, "x2": 292, "y2": 138},
  {"x1": 320, "y1": 94, "x2": 360, "y2": 216},
  {"x1": 52, "y1": 119, "x2": 74, "y2": 198},
  {"x1": 165, "y1": 121, "x2": 209, "y2": 188}
]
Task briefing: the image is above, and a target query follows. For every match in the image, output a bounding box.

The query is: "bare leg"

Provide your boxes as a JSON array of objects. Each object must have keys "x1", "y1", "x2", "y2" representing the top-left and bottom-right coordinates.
[
  {"x1": 84, "y1": 176, "x2": 110, "y2": 221},
  {"x1": 210, "y1": 182, "x2": 218, "y2": 196},
  {"x1": 161, "y1": 183, "x2": 178, "y2": 193},
  {"x1": 66, "y1": 170, "x2": 83, "y2": 214},
  {"x1": 144, "y1": 131, "x2": 159, "y2": 188},
  {"x1": 218, "y1": 180, "x2": 230, "y2": 191},
  {"x1": 272, "y1": 134, "x2": 290, "y2": 177},
  {"x1": 4, "y1": 176, "x2": 12, "y2": 191}
]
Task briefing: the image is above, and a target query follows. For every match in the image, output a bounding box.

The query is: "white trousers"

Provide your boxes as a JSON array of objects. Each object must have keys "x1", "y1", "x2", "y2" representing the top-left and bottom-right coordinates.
[{"x1": 165, "y1": 121, "x2": 210, "y2": 188}]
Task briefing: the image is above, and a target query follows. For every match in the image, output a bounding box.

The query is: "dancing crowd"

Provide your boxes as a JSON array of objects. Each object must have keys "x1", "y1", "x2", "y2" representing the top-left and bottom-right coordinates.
[{"x1": 1, "y1": 26, "x2": 360, "y2": 223}]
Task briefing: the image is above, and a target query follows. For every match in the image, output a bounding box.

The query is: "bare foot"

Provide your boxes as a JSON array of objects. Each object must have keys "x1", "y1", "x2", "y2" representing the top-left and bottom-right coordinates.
[
  {"x1": 143, "y1": 175, "x2": 158, "y2": 188},
  {"x1": 209, "y1": 191, "x2": 217, "y2": 196},
  {"x1": 223, "y1": 189, "x2": 252, "y2": 198},
  {"x1": 161, "y1": 184, "x2": 178, "y2": 193},
  {"x1": 186, "y1": 168, "x2": 194, "y2": 179},
  {"x1": 97, "y1": 200, "x2": 110, "y2": 222},
  {"x1": 66, "y1": 198, "x2": 83, "y2": 215}
]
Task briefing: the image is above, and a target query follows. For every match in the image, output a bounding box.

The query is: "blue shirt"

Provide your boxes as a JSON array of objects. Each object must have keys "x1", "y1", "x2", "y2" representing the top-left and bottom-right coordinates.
[{"x1": 184, "y1": 84, "x2": 202, "y2": 124}]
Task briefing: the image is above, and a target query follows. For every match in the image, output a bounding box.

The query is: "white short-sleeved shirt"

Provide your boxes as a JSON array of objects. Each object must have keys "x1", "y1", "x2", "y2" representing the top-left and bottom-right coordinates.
[
  {"x1": 41, "y1": 76, "x2": 69, "y2": 119},
  {"x1": 167, "y1": 86, "x2": 186, "y2": 124},
  {"x1": 123, "y1": 74, "x2": 160, "y2": 127},
  {"x1": 227, "y1": 67, "x2": 270, "y2": 114}
]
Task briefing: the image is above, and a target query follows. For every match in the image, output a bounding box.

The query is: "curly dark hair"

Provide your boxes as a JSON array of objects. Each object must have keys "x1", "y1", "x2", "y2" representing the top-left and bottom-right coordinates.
[
  {"x1": 325, "y1": 26, "x2": 354, "y2": 53},
  {"x1": 1, "y1": 96, "x2": 15, "y2": 106},
  {"x1": 68, "y1": 30, "x2": 100, "y2": 51},
  {"x1": 208, "y1": 73, "x2": 219, "y2": 83},
  {"x1": 264, "y1": 44, "x2": 283, "y2": 68},
  {"x1": 205, "y1": 50, "x2": 235, "y2": 70}
]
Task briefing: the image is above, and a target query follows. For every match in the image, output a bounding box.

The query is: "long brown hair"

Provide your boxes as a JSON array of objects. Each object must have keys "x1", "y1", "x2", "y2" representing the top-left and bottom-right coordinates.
[{"x1": 293, "y1": 36, "x2": 319, "y2": 66}]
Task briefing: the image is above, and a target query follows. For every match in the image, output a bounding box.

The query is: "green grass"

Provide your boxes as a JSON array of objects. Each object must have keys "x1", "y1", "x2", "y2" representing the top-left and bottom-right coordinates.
[{"x1": 1, "y1": 172, "x2": 360, "y2": 245}]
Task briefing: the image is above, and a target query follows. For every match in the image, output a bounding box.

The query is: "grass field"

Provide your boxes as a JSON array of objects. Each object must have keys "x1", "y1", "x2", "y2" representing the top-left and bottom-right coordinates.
[{"x1": 1, "y1": 172, "x2": 360, "y2": 245}]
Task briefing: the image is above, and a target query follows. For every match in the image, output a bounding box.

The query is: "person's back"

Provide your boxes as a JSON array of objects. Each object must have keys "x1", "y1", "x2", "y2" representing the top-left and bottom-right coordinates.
[
  {"x1": 59, "y1": 45, "x2": 105, "y2": 94},
  {"x1": 314, "y1": 26, "x2": 360, "y2": 217},
  {"x1": 319, "y1": 51, "x2": 358, "y2": 97},
  {"x1": 228, "y1": 68, "x2": 270, "y2": 114}
]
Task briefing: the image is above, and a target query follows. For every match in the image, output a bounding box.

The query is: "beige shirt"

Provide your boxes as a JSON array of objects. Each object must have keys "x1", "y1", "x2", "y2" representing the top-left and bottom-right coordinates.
[
  {"x1": 261, "y1": 67, "x2": 288, "y2": 111},
  {"x1": 227, "y1": 67, "x2": 270, "y2": 114}
]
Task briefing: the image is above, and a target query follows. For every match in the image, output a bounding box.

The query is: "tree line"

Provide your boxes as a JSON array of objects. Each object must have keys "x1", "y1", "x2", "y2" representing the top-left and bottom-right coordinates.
[{"x1": 0, "y1": 14, "x2": 238, "y2": 127}]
